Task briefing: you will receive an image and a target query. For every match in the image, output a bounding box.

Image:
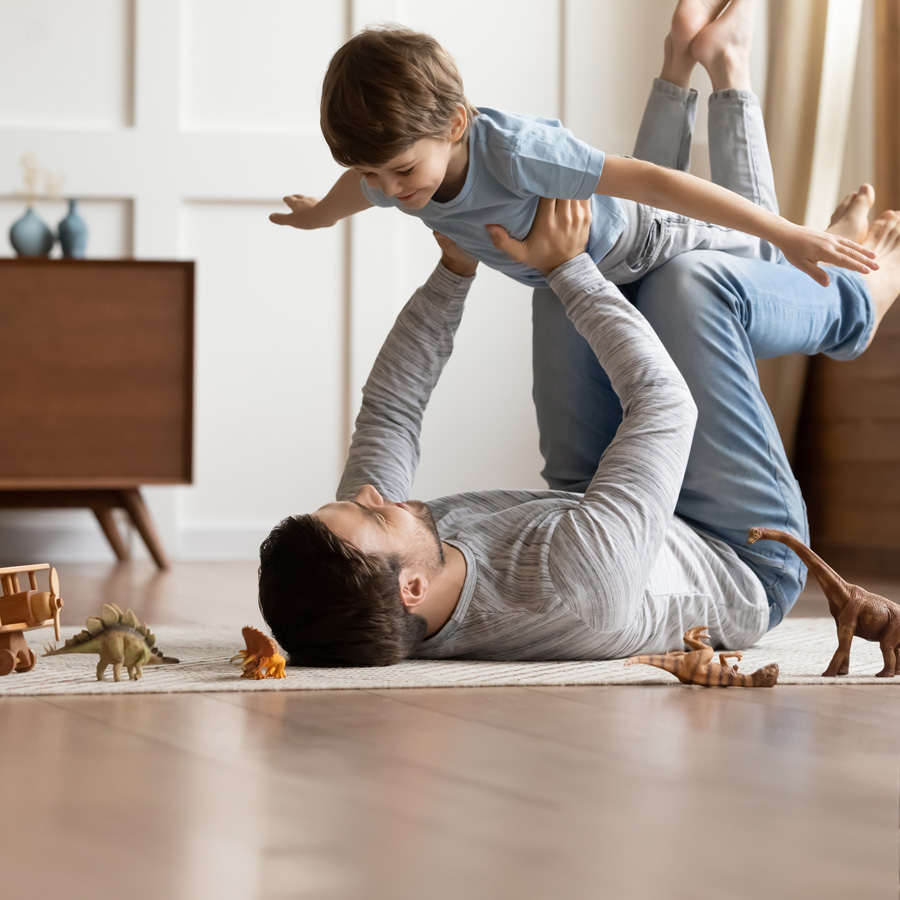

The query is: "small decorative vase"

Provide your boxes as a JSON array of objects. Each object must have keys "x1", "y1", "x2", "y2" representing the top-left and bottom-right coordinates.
[
  {"x1": 58, "y1": 199, "x2": 88, "y2": 259},
  {"x1": 9, "y1": 206, "x2": 54, "y2": 257}
]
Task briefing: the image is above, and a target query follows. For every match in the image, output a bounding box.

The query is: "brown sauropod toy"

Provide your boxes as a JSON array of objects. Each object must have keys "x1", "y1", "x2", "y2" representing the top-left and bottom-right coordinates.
[
  {"x1": 624, "y1": 625, "x2": 779, "y2": 687},
  {"x1": 748, "y1": 527, "x2": 900, "y2": 677}
]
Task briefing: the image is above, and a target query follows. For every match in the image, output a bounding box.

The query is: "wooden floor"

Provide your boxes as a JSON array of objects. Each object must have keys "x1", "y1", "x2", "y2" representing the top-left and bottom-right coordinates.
[{"x1": 2, "y1": 561, "x2": 898, "y2": 900}]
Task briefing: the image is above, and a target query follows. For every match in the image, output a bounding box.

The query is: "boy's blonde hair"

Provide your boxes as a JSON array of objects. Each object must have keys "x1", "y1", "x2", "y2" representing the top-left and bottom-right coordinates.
[{"x1": 320, "y1": 26, "x2": 479, "y2": 168}]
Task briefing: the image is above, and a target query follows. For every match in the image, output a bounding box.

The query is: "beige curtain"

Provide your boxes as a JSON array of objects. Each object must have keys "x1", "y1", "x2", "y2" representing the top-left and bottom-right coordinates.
[{"x1": 760, "y1": 0, "x2": 863, "y2": 460}]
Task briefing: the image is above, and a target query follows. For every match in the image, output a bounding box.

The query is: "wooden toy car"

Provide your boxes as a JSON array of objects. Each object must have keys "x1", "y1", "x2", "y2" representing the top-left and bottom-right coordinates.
[{"x1": 0, "y1": 564, "x2": 64, "y2": 675}]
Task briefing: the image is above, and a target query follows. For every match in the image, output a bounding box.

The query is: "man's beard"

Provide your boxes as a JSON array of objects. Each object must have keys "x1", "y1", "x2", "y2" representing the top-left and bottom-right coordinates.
[{"x1": 405, "y1": 500, "x2": 445, "y2": 567}]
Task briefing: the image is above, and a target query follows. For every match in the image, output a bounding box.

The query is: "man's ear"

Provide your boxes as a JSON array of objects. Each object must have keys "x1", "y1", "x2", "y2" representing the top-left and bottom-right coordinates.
[
  {"x1": 448, "y1": 104, "x2": 467, "y2": 143},
  {"x1": 398, "y1": 570, "x2": 428, "y2": 611}
]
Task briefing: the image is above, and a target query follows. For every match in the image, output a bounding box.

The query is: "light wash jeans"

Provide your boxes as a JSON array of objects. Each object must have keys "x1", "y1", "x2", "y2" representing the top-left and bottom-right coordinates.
[
  {"x1": 601, "y1": 79, "x2": 781, "y2": 283},
  {"x1": 532, "y1": 79, "x2": 876, "y2": 628}
]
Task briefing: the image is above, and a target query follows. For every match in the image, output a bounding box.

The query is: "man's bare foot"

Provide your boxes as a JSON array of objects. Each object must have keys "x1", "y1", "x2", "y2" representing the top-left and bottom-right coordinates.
[
  {"x1": 691, "y1": 0, "x2": 757, "y2": 92},
  {"x1": 827, "y1": 184, "x2": 875, "y2": 244},
  {"x1": 661, "y1": 0, "x2": 730, "y2": 89},
  {"x1": 861, "y1": 211, "x2": 900, "y2": 345}
]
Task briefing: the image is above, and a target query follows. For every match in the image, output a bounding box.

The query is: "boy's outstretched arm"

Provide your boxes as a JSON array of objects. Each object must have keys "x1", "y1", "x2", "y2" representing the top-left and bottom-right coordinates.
[
  {"x1": 269, "y1": 169, "x2": 373, "y2": 229},
  {"x1": 596, "y1": 156, "x2": 876, "y2": 286}
]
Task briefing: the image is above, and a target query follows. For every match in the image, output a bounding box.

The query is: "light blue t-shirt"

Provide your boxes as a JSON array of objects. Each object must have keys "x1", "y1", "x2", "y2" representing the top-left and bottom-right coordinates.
[{"x1": 360, "y1": 107, "x2": 626, "y2": 289}]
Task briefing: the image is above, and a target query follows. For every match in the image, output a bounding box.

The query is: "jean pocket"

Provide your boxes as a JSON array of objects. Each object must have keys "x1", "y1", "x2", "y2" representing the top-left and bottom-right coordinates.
[{"x1": 736, "y1": 545, "x2": 788, "y2": 588}]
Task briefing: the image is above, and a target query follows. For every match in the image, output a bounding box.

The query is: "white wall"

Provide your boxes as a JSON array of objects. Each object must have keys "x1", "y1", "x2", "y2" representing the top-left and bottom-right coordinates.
[{"x1": 0, "y1": 0, "x2": 872, "y2": 562}]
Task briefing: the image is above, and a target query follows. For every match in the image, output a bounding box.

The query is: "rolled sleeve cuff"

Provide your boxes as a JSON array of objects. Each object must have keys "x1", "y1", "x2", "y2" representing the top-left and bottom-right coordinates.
[{"x1": 575, "y1": 146, "x2": 606, "y2": 199}]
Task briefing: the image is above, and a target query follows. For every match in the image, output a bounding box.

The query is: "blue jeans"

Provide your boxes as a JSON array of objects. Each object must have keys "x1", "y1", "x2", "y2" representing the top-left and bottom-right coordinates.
[
  {"x1": 532, "y1": 252, "x2": 874, "y2": 628},
  {"x1": 601, "y1": 81, "x2": 781, "y2": 285}
]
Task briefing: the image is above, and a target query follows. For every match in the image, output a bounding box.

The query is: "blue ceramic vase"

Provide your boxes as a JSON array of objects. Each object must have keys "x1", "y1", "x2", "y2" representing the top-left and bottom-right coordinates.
[
  {"x1": 9, "y1": 206, "x2": 54, "y2": 257},
  {"x1": 58, "y1": 199, "x2": 88, "y2": 258}
]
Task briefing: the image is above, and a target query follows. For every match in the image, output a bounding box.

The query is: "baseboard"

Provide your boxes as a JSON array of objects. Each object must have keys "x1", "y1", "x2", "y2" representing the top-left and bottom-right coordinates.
[
  {"x1": 0, "y1": 514, "x2": 119, "y2": 564},
  {"x1": 177, "y1": 523, "x2": 269, "y2": 561},
  {"x1": 0, "y1": 516, "x2": 266, "y2": 564}
]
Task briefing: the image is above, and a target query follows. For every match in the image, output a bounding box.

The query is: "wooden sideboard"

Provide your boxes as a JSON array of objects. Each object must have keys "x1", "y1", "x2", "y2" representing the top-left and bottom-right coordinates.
[{"x1": 0, "y1": 259, "x2": 194, "y2": 568}]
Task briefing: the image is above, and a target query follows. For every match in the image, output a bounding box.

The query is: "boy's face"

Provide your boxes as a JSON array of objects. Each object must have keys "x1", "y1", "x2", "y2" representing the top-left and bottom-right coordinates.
[{"x1": 355, "y1": 137, "x2": 456, "y2": 209}]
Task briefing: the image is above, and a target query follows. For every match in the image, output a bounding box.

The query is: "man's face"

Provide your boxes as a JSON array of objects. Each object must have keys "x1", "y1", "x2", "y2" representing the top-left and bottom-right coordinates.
[
  {"x1": 355, "y1": 137, "x2": 453, "y2": 209},
  {"x1": 314, "y1": 484, "x2": 445, "y2": 571}
]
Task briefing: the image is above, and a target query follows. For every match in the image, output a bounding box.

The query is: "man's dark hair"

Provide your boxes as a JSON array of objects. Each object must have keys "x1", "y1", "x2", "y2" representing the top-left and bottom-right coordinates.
[{"x1": 258, "y1": 514, "x2": 428, "y2": 667}]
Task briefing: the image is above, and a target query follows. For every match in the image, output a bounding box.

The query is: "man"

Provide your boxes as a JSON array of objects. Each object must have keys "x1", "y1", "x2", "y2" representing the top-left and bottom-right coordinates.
[{"x1": 258, "y1": 193, "x2": 896, "y2": 667}]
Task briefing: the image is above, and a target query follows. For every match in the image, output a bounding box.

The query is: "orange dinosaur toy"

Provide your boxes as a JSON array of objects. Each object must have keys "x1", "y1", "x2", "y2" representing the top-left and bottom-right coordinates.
[
  {"x1": 625, "y1": 625, "x2": 779, "y2": 687},
  {"x1": 231, "y1": 626, "x2": 286, "y2": 680},
  {"x1": 748, "y1": 527, "x2": 900, "y2": 677}
]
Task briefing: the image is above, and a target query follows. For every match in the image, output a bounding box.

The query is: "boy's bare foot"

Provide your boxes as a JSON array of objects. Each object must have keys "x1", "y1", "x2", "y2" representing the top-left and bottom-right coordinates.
[
  {"x1": 860, "y1": 210, "x2": 900, "y2": 345},
  {"x1": 691, "y1": 0, "x2": 757, "y2": 92},
  {"x1": 827, "y1": 184, "x2": 875, "y2": 244},
  {"x1": 661, "y1": 0, "x2": 730, "y2": 89}
]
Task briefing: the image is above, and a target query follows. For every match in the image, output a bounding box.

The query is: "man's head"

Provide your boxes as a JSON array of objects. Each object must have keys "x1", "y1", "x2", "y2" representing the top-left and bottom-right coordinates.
[
  {"x1": 258, "y1": 485, "x2": 443, "y2": 667},
  {"x1": 320, "y1": 26, "x2": 478, "y2": 207}
]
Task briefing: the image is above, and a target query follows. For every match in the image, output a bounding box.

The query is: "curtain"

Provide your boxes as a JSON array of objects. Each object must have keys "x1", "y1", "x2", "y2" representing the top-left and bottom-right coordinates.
[{"x1": 760, "y1": 0, "x2": 864, "y2": 460}]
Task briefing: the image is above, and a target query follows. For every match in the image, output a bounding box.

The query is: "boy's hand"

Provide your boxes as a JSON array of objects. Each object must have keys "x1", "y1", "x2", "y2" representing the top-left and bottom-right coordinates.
[
  {"x1": 776, "y1": 223, "x2": 877, "y2": 287},
  {"x1": 433, "y1": 231, "x2": 478, "y2": 277},
  {"x1": 487, "y1": 198, "x2": 591, "y2": 275},
  {"x1": 269, "y1": 195, "x2": 329, "y2": 229}
]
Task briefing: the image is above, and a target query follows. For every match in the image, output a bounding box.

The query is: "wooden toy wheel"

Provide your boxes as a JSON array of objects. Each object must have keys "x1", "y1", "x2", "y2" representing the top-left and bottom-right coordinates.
[
  {"x1": 0, "y1": 649, "x2": 17, "y2": 676},
  {"x1": 17, "y1": 648, "x2": 36, "y2": 673}
]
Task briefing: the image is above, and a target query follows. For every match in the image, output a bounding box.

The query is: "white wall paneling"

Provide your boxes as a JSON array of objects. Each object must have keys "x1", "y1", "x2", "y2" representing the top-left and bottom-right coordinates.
[
  {"x1": 179, "y1": 201, "x2": 344, "y2": 559},
  {"x1": 180, "y1": 0, "x2": 343, "y2": 133},
  {"x1": 0, "y1": 0, "x2": 135, "y2": 129}
]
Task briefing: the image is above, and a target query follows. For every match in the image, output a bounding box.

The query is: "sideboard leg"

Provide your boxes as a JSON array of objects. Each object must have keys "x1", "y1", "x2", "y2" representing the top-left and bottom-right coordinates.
[
  {"x1": 92, "y1": 506, "x2": 131, "y2": 562},
  {"x1": 120, "y1": 488, "x2": 170, "y2": 570}
]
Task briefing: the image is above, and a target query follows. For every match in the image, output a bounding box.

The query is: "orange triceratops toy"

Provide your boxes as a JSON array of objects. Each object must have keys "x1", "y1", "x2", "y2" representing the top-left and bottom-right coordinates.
[{"x1": 230, "y1": 625, "x2": 286, "y2": 680}]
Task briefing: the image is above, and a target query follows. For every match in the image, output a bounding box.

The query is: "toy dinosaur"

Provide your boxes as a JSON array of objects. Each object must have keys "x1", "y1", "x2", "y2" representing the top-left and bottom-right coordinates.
[
  {"x1": 748, "y1": 527, "x2": 900, "y2": 677},
  {"x1": 624, "y1": 625, "x2": 779, "y2": 687},
  {"x1": 43, "y1": 603, "x2": 178, "y2": 682},
  {"x1": 230, "y1": 626, "x2": 286, "y2": 680}
]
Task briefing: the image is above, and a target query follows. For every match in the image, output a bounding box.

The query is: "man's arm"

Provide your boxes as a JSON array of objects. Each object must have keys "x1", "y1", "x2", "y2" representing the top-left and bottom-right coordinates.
[
  {"x1": 489, "y1": 199, "x2": 697, "y2": 633},
  {"x1": 336, "y1": 252, "x2": 476, "y2": 502},
  {"x1": 596, "y1": 156, "x2": 874, "y2": 286},
  {"x1": 269, "y1": 170, "x2": 373, "y2": 230}
]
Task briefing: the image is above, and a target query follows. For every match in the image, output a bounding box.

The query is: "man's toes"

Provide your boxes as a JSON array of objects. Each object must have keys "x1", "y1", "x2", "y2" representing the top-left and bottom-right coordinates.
[{"x1": 866, "y1": 216, "x2": 891, "y2": 245}]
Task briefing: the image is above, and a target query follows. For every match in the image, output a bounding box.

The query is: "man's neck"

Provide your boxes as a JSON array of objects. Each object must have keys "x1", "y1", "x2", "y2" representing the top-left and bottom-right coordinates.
[
  {"x1": 420, "y1": 542, "x2": 467, "y2": 636},
  {"x1": 433, "y1": 139, "x2": 470, "y2": 204}
]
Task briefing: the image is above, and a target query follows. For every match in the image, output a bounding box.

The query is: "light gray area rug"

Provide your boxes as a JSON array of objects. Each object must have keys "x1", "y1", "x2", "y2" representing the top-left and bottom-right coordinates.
[{"x1": 1, "y1": 618, "x2": 898, "y2": 696}]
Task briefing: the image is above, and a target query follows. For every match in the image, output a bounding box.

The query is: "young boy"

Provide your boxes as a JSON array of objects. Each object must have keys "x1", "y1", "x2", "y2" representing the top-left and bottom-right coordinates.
[{"x1": 270, "y1": 1, "x2": 875, "y2": 289}]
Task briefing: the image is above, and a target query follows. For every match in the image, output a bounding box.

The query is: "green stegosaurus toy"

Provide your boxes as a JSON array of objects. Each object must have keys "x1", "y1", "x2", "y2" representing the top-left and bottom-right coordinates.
[{"x1": 44, "y1": 603, "x2": 178, "y2": 682}]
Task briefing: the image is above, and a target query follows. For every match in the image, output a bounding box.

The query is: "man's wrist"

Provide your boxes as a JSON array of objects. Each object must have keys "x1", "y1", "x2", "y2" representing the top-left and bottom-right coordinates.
[
  {"x1": 440, "y1": 254, "x2": 478, "y2": 278},
  {"x1": 545, "y1": 253, "x2": 597, "y2": 295},
  {"x1": 538, "y1": 252, "x2": 579, "y2": 277}
]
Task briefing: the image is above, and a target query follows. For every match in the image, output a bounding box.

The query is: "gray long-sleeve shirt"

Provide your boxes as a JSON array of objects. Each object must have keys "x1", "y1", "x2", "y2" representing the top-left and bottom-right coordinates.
[{"x1": 337, "y1": 255, "x2": 768, "y2": 660}]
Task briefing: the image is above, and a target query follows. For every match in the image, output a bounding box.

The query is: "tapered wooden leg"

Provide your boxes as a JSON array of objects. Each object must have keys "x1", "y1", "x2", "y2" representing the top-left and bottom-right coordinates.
[
  {"x1": 92, "y1": 507, "x2": 131, "y2": 562},
  {"x1": 119, "y1": 488, "x2": 170, "y2": 570}
]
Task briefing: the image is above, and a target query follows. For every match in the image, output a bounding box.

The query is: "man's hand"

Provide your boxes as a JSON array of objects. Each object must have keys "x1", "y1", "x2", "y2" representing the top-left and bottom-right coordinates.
[
  {"x1": 269, "y1": 194, "x2": 330, "y2": 229},
  {"x1": 486, "y1": 198, "x2": 592, "y2": 275},
  {"x1": 433, "y1": 231, "x2": 478, "y2": 277},
  {"x1": 775, "y1": 222, "x2": 877, "y2": 287}
]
